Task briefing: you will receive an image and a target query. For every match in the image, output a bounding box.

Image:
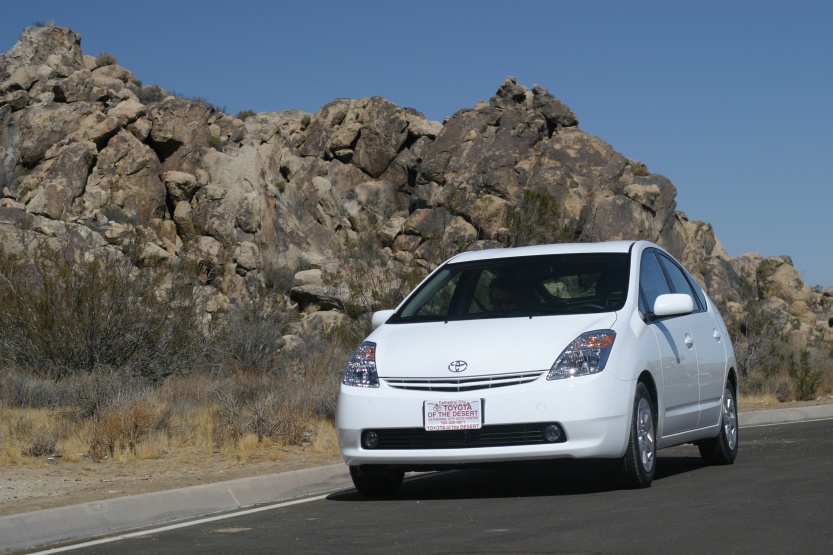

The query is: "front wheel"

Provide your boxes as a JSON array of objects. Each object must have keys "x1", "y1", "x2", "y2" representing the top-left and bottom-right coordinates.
[
  {"x1": 619, "y1": 382, "x2": 656, "y2": 488},
  {"x1": 698, "y1": 384, "x2": 739, "y2": 465},
  {"x1": 349, "y1": 465, "x2": 404, "y2": 497}
]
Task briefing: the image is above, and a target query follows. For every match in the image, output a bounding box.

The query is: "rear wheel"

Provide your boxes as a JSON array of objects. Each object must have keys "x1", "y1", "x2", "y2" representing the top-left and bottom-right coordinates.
[
  {"x1": 698, "y1": 384, "x2": 739, "y2": 465},
  {"x1": 349, "y1": 465, "x2": 404, "y2": 497},
  {"x1": 619, "y1": 382, "x2": 656, "y2": 488}
]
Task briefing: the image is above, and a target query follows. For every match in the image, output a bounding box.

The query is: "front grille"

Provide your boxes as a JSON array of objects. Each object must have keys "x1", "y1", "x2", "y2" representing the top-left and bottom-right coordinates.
[
  {"x1": 383, "y1": 371, "x2": 546, "y2": 392},
  {"x1": 367, "y1": 423, "x2": 565, "y2": 449}
]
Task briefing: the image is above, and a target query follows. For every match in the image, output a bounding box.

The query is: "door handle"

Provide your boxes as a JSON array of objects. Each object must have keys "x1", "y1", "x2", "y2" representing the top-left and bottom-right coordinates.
[
  {"x1": 713, "y1": 329, "x2": 722, "y2": 342},
  {"x1": 684, "y1": 334, "x2": 694, "y2": 348}
]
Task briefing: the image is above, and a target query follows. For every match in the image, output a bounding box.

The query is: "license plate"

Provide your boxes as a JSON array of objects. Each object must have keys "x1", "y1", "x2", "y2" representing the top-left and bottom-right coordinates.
[{"x1": 424, "y1": 400, "x2": 482, "y2": 431}]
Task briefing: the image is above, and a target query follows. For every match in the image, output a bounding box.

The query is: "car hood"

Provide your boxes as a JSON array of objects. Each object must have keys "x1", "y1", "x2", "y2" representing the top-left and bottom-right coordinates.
[{"x1": 369, "y1": 313, "x2": 618, "y2": 378}]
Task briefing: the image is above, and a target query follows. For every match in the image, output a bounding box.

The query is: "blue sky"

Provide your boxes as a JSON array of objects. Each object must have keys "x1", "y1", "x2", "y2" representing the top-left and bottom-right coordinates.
[{"x1": 3, "y1": 1, "x2": 831, "y2": 287}]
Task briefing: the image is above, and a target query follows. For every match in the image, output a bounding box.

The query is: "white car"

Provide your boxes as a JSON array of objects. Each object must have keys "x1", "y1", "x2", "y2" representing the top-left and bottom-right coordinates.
[{"x1": 336, "y1": 241, "x2": 738, "y2": 494}]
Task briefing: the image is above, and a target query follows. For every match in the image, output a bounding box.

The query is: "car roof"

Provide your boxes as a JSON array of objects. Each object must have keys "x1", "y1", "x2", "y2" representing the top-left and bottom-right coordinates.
[{"x1": 445, "y1": 240, "x2": 642, "y2": 264}]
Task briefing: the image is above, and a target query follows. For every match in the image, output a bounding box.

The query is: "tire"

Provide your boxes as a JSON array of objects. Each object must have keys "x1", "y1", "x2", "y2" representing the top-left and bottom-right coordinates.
[
  {"x1": 349, "y1": 465, "x2": 404, "y2": 497},
  {"x1": 619, "y1": 382, "x2": 657, "y2": 488},
  {"x1": 698, "y1": 384, "x2": 739, "y2": 465}
]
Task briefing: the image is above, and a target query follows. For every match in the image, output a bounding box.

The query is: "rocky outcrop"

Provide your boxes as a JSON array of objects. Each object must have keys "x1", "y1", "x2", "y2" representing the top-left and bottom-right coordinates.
[{"x1": 1, "y1": 25, "x2": 830, "y2": 346}]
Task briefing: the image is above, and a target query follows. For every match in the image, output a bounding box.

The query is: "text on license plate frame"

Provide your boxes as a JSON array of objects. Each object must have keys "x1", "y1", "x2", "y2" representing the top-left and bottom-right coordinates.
[{"x1": 423, "y1": 399, "x2": 483, "y2": 431}]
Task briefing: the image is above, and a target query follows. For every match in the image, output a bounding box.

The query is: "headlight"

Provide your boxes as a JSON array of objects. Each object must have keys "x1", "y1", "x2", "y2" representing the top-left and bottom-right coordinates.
[
  {"x1": 547, "y1": 330, "x2": 616, "y2": 380},
  {"x1": 342, "y1": 341, "x2": 380, "y2": 387}
]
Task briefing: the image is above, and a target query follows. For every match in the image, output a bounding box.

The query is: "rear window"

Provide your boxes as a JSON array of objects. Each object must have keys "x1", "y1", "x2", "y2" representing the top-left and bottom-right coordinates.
[{"x1": 391, "y1": 253, "x2": 630, "y2": 323}]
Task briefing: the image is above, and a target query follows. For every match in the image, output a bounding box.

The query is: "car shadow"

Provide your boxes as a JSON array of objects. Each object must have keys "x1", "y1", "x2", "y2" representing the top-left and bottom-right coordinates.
[{"x1": 328, "y1": 454, "x2": 709, "y2": 502}]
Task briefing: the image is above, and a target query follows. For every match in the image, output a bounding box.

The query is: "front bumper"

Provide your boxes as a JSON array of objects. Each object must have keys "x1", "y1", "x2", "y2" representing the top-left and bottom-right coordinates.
[{"x1": 336, "y1": 370, "x2": 633, "y2": 468}]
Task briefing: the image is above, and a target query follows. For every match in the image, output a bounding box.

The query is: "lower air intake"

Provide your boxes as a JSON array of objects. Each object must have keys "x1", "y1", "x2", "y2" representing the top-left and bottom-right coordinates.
[{"x1": 368, "y1": 423, "x2": 566, "y2": 450}]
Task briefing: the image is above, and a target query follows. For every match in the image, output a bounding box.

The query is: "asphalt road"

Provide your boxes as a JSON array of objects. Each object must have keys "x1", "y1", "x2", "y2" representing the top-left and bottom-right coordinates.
[{"x1": 36, "y1": 419, "x2": 833, "y2": 554}]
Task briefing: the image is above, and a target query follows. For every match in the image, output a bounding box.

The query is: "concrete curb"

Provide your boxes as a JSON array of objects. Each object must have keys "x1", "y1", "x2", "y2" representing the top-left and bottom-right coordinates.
[
  {"x1": 738, "y1": 403, "x2": 833, "y2": 427},
  {"x1": 0, "y1": 464, "x2": 353, "y2": 554},
  {"x1": 2, "y1": 405, "x2": 832, "y2": 554}
]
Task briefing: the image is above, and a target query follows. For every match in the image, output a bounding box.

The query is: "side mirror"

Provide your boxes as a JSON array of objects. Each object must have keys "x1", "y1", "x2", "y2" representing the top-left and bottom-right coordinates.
[
  {"x1": 371, "y1": 309, "x2": 396, "y2": 330},
  {"x1": 653, "y1": 294, "x2": 694, "y2": 317}
]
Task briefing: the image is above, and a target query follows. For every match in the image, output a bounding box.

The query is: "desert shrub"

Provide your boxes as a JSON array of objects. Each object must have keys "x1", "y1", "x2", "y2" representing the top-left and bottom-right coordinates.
[
  {"x1": 742, "y1": 369, "x2": 793, "y2": 402},
  {"x1": 729, "y1": 301, "x2": 790, "y2": 383},
  {"x1": 209, "y1": 368, "x2": 318, "y2": 446},
  {"x1": 323, "y1": 218, "x2": 425, "y2": 342},
  {"x1": 24, "y1": 427, "x2": 58, "y2": 457},
  {"x1": 0, "y1": 242, "x2": 205, "y2": 380},
  {"x1": 788, "y1": 349, "x2": 824, "y2": 401},
  {"x1": 236, "y1": 109, "x2": 256, "y2": 120},
  {"x1": 718, "y1": 268, "x2": 794, "y2": 392},
  {"x1": 89, "y1": 400, "x2": 158, "y2": 460},
  {"x1": 0, "y1": 367, "x2": 150, "y2": 417},
  {"x1": 754, "y1": 259, "x2": 780, "y2": 300},
  {"x1": 2, "y1": 408, "x2": 65, "y2": 459},
  {"x1": 211, "y1": 292, "x2": 293, "y2": 374},
  {"x1": 286, "y1": 333, "x2": 349, "y2": 420},
  {"x1": 507, "y1": 189, "x2": 574, "y2": 247},
  {"x1": 72, "y1": 367, "x2": 157, "y2": 417},
  {"x1": 95, "y1": 51, "x2": 117, "y2": 68},
  {"x1": 101, "y1": 203, "x2": 131, "y2": 224},
  {"x1": 2, "y1": 370, "x2": 77, "y2": 409},
  {"x1": 136, "y1": 84, "x2": 167, "y2": 104}
]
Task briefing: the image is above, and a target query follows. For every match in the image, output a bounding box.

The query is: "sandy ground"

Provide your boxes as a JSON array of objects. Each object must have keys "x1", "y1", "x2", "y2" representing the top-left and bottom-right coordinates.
[
  {"x1": 0, "y1": 439, "x2": 343, "y2": 518},
  {"x1": 2, "y1": 395, "x2": 832, "y2": 518}
]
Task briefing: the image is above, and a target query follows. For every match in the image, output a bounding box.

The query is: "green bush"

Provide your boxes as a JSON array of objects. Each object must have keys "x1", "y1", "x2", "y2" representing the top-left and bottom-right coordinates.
[
  {"x1": 507, "y1": 189, "x2": 574, "y2": 247},
  {"x1": 211, "y1": 291, "x2": 292, "y2": 374},
  {"x1": 323, "y1": 217, "x2": 425, "y2": 342},
  {"x1": 95, "y1": 51, "x2": 118, "y2": 68},
  {"x1": 0, "y1": 242, "x2": 205, "y2": 381},
  {"x1": 236, "y1": 110, "x2": 257, "y2": 120},
  {"x1": 788, "y1": 350, "x2": 824, "y2": 401},
  {"x1": 136, "y1": 85, "x2": 167, "y2": 104}
]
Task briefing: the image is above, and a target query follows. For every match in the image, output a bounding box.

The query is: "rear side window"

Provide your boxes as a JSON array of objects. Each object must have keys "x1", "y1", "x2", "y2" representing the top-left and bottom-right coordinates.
[{"x1": 656, "y1": 253, "x2": 704, "y2": 311}]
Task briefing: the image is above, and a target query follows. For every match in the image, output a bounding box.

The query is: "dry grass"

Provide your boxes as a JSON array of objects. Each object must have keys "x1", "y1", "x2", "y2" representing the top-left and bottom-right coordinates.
[
  {"x1": 0, "y1": 367, "x2": 341, "y2": 470},
  {"x1": 739, "y1": 392, "x2": 781, "y2": 406}
]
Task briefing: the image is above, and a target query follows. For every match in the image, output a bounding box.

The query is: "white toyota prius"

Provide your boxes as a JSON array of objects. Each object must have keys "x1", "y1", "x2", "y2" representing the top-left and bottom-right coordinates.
[{"x1": 336, "y1": 241, "x2": 738, "y2": 494}]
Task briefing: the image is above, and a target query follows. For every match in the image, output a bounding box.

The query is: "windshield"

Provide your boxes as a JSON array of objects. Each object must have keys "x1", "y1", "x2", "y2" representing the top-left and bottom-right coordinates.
[{"x1": 391, "y1": 253, "x2": 630, "y2": 323}]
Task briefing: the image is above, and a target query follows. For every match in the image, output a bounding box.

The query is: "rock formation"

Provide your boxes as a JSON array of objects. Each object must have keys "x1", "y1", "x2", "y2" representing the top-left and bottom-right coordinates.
[{"x1": 1, "y1": 25, "x2": 830, "y2": 347}]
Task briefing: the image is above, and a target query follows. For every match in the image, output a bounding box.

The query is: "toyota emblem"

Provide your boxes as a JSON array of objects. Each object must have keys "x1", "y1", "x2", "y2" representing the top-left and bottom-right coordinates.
[{"x1": 448, "y1": 360, "x2": 468, "y2": 373}]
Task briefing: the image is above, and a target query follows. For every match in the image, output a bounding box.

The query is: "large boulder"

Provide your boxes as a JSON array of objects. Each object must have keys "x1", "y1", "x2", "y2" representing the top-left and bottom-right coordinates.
[
  {"x1": 147, "y1": 97, "x2": 214, "y2": 173},
  {"x1": 81, "y1": 129, "x2": 165, "y2": 226},
  {"x1": 26, "y1": 141, "x2": 97, "y2": 219},
  {"x1": 0, "y1": 26, "x2": 85, "y2": 87},
  {"x1": 1, "y1": 101, "x2": 100, "y2": 191}
]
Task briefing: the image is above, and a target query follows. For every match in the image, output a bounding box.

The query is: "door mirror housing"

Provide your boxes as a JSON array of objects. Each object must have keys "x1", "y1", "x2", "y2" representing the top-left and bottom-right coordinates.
[
  {"x1": 371, "y1": 309, "x2": 396, "y2": 330},
  {"x1": 653, "y1": 294, "x2": 694, "y2": 317}
]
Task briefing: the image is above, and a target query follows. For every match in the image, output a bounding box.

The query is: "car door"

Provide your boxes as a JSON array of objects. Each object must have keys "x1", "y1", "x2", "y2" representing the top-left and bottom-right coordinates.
[
  {"x1": 639, "y1": 251, "x2": 700, "y2": 437},
  {"x1": 656, "y1": 253, "x2": 727, "y2": 428}
]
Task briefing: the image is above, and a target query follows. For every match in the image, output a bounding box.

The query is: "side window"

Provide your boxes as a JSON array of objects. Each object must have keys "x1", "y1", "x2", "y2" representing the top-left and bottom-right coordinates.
[
  {"x1": 639, "y1": 252, "x2": 671, "y2": 316},
  {"x1": 684, "y1": 271, "x2": 709, "y2": 312},
  {"x1": 656, "y1": 254, "x2": 702, "y2": 311},
  {"x1": 689, "y1": 277, "x2": 708, "y2": 312}
]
